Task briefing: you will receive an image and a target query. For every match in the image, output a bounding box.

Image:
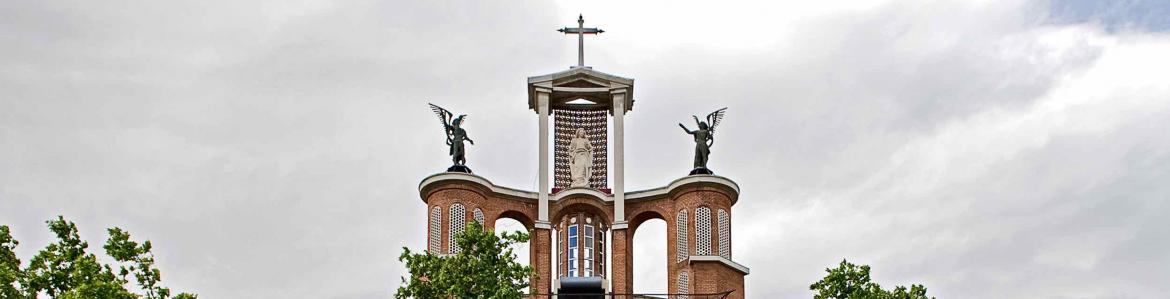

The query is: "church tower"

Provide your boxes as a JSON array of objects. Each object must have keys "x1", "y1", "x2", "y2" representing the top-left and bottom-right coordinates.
[{"x1": 417, "y1": 15, "x2": 750, "y2": 298}]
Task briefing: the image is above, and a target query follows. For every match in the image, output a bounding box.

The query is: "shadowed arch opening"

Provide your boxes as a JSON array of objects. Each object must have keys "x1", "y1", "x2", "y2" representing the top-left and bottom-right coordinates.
[
  {"x1": 630, "y1": 210, "x2": 667, "y2": 295},
  {"x1": 496, "y1": 210, "x2": 535, "y2": 230},
  {"x1": 494, "y1": 217, "x2": 530, "y2": 269}
]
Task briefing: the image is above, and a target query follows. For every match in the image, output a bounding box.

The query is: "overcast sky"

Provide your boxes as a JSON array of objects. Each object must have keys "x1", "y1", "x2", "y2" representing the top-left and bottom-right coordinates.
[{"x1": 3, "y1": 0, "x2": 1169, "y2": 298}]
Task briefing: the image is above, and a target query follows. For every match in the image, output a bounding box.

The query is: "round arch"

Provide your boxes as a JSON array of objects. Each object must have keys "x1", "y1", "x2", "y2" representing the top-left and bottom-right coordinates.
[{"x1": 494, "y1": 209, "x2": 535, "y2": 231}]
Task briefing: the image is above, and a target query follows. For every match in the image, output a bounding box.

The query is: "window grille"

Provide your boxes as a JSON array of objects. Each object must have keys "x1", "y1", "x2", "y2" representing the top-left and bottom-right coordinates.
[
  {"x1": 429, "y1": 206, "x2": 441, "y2": 253},
  {"x1": 448, "y1": 203, "x2": 466, "y2": 254},
  {"x1": 677, "y1": 271, "x2": 689, "y2": 299},
  {"x1": 696, "y1": 207, "x2": 712, "y2": 255},
  {"x1": 676, "y1": 209, "x2": 688, "y2": 262},
  {"x1": 473, "y1": 208, "x2": 484, "y2": 225},
  {"x1": 718, "y1": 209, "x2": 730, "y2": 259}
]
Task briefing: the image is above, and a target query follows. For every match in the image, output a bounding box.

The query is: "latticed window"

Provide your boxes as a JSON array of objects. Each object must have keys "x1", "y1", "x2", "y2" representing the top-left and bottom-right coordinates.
[
  {"x1": 448, "y1": 203, "x2": 466, "y2": 254},
  {"x1": 473, "y1": 208, "x2": 484, "y2": 225},
  {"x1": 598, "y1": 226, "x2": 605, "y2": 276},
  {"x1": 568, "y1": 223, "x2": 578, "y2": 277},
  {"x1": 677, "y1": 271, "x2": 689, "y2": 299},
  {"x1": 695, "y1": 207, "x2": 712, "y2": 255},
  {"x1": 429, "y1": 206, "x2": 441, "y2": 253},
  {"x1": 718, "y1": 209, "x2": 730, "y2": 259},
  {"x1": 676, "y1": 209, "x2": 688, "y2": 262},
  {"x1": 583, "y1": 224, "x2": 594, "y2": 276}
]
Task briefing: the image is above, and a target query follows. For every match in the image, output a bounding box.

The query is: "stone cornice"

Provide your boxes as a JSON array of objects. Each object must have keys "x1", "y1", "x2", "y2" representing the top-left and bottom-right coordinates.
[
  {"x1": 552, "y1": 187, "x2": 613, "y2": 203},
  {"x1": 626, "y1": 175, "x2": 740, "y2": 205},
  {"x1": 418, "y1": 172, "x2": 537, "y2": 203},
  {"x1": 419, "y1": 172, "x2": 740, "y2": 205},
  {"x1": 688, "y1": 255, "x2": 751, "y2": 275}
]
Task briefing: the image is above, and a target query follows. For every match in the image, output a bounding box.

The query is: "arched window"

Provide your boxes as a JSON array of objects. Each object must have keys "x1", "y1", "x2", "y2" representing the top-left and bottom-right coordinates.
[
  {"x1": 677, "y1": 271, "x2": 689, "y2": 299},
  {"x1": 448, "y1": 203, "x2": 466, "y2": 254},
  {"x1": 473, "y1": 208, "x2": 484, "y2": 225},
  {"x1": 718, "y1": 209, "x2": 730, "y2": 259},
  {"x1": 429, "y1": 206, "x2": 441, "y2": 253},
  {"x1": 695, "y1": 207, "x2": 712, "y2": 255},
  {"x1": 676, "y1": 209, "x2": 688, "y2": 262}
]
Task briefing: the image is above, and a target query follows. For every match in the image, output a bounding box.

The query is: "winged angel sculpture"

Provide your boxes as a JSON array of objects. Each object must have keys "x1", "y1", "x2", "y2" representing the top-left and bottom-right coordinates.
[
  {"x1": 428, "y1": 103, "x2": 474, "y2": 172},
  {"x1": 679, "y1": 107, "x2": 727, "y2": 173}
]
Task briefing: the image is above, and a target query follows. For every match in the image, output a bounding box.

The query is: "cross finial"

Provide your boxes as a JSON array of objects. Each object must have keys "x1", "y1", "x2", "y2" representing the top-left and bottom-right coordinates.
[{"x1": 557, "y1": 14, "x2": 604, "y2": 67}]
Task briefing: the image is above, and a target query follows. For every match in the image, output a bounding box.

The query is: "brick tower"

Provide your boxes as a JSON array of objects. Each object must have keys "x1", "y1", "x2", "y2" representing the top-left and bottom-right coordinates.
[{"x1": 417, "y1": 16, "x2": 749, "y2": 298}]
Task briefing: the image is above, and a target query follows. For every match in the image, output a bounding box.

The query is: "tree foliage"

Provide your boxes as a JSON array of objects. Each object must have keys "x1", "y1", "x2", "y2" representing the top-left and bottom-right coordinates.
[
  {"x1": 810, "y1": 259, "x2": 934, "y2": 299},
  {"x1": 396, "y1": 221, "x2": 534, "y2": 299},
  {"x1": 0, "y1": 216, "x2": 197, "y2": 298}
]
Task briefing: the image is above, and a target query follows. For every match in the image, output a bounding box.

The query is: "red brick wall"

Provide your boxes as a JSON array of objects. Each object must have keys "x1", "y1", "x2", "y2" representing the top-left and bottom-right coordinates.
[
  {"x1": 691, "y1": 261, "x2": 746, "y2": 299},
  {"x1": 624, "y1": 183, "x2": 737, "y2": 296},
  {"x1": 531, "y1": 228, "x2": 552, "y2": 296},
  {"x1": 422, "y1": 178, "x2": 745, "y2": 297}
]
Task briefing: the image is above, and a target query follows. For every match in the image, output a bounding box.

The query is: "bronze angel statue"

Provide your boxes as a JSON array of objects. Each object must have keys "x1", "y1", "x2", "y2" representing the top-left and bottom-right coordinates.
[
  {"x1": 679, "y1": 107, "x2": 726, "y2": 173},
  {"x1": 429, "y1": 103, "x2": 474, "y2": 171}
]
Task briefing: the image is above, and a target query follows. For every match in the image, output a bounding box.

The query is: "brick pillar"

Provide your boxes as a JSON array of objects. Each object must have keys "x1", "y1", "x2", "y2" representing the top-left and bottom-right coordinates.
[
  {"x1": 531, "y1": 227, "x2": 552, "y2": 298},
  {"x1": 610, "y1": 228, "x2": 632, "y2": 295}
]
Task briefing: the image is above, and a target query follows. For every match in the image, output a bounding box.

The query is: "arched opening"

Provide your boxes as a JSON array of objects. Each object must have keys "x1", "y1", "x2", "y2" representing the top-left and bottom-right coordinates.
[
  {"x1": 631, "y1": 212, "x2": 667, "y2": 295},
  {"x1": 494, "y1": 217, "x2": 530, "y2": 269}
]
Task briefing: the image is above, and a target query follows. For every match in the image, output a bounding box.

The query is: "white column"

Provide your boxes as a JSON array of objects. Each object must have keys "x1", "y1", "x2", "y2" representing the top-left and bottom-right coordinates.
[
  {"x1": 536, "y1": 90, "x2": 552, "y2": 227},
  {"x1": 611, "y1": 89, "x2": 627, "y2": 227}
]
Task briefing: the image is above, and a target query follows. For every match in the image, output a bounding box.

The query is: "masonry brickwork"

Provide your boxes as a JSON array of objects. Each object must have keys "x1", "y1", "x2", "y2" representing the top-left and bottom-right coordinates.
[{"x1": 420, "y1": 174, "x2": 748, "y2": 297}]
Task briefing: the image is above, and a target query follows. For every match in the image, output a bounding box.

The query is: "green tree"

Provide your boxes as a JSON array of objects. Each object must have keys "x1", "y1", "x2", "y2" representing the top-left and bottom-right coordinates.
[
  {"x1": 1, "y1": 216, "x2": 197, "y2": 298},
  {"x1": 1, "y1": 225, "x2": 26, "y2": 298},
  {"x1": 810, "y1": 259, "x2": 933, "y2": 299},
  {"x1": 396, "y1": 221, "x2": 534, "y2": 299}
]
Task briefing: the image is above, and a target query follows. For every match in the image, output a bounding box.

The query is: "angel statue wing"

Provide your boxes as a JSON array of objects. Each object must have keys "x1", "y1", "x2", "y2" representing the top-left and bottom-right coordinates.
[
  {"x1": 428, "y1": 103, "x2": 453, "y2": 131},
  {"x1": 706, "y1": 107, "x2": 728, "y2": 132}
]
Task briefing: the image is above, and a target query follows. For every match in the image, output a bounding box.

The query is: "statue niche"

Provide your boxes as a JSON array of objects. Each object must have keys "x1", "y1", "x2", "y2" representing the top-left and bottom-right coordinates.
[{"x1": 568, "y1": 128, "x2": 594, "y2": 188}]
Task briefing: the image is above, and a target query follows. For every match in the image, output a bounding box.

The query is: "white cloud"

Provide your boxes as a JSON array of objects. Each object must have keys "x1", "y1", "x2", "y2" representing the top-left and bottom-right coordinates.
[{"x1": 2, "y1": 0, "x2": 1169, "y2": 298}]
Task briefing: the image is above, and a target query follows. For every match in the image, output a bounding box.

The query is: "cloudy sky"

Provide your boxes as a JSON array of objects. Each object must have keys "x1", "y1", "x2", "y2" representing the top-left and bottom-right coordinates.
[{"x1": 3, "y1": 0, "x2": 1169, "y2": 298}]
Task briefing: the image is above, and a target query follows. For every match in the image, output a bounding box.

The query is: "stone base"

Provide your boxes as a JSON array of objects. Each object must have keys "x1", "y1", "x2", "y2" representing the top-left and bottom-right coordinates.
[
  {"x1": 447, "y1": 165, "x2": 473, "y2": 173},
  {"x1": 689, "y1": 167, "x2": 713, "y2": 175}
]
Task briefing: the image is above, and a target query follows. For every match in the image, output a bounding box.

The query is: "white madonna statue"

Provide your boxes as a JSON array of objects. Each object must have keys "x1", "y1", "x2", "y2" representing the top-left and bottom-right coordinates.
[{"x1": 568, "y1": 128, "x2": 594, "y2": 188}]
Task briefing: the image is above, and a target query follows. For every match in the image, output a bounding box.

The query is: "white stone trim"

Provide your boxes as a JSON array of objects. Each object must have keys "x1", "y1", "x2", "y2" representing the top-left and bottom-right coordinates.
[
  {"x1": 625, "y1": 175, "x2": 740, "y2": 203},
  {"x1": 610, "y1": 221, "x2": 628, "y2": 230},
  {"x1": 688, "y1": 255, "x2": 751, "y2": 275},
  {"x1": 418, "y1": 172, "x2": 538, "y2": 201},
  {"x1": 612, "y1": 92, "x2": 626, "y2": 227},
  {"x1": 551, "y1": 187, "x2": 613, "y2": 202},
  {"x1": 538, "y1": 92, "x2": 551, "y2": 222}
]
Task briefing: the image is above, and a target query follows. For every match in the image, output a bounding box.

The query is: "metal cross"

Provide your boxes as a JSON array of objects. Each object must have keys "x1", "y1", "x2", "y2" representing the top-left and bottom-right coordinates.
[{"x1": 558, "y1": 14, "x2": 604, "y2": 67}]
